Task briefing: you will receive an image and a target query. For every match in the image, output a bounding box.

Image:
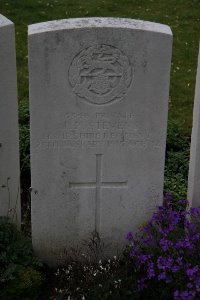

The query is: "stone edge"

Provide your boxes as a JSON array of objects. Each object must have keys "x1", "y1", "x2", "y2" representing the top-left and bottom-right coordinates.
[
  {"x1": 28, "y1": 17, "x2": 172, "y2": 36},
  {"x1": 0, "y1": 14, "x2": 13, "y2": 27}
]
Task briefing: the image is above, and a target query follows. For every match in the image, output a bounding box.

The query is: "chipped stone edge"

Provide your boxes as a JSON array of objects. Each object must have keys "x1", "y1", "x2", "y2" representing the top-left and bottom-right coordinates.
[
  {"x1": 0, "y1": 14, "x2": 13, "y2": 27},
  {"x1": 28, "y1": 17, "x2": 172, "y2": 36}
]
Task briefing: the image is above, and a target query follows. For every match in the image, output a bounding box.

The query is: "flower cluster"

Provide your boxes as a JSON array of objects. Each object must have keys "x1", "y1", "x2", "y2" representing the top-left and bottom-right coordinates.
[{"x1": 127, "y1": 193, "x2": 200, "y2": 300}]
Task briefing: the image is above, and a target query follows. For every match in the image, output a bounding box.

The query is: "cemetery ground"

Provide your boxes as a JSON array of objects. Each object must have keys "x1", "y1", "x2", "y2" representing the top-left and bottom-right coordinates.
[{"x1": 0, "y1": 0, "x2": 200, "y2": 299}]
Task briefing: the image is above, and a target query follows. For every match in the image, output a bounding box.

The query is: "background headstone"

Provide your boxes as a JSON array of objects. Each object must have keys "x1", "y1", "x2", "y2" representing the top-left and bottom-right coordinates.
[
  {"x1": 29, "y1": 18, "x2": 172, "y2": 265},
  {"x1": 188, "y1": 45, "x2": 200, "y2": 207},
  {"x1": 0, "y1": 14, "x2": 21, "y2": 225}
]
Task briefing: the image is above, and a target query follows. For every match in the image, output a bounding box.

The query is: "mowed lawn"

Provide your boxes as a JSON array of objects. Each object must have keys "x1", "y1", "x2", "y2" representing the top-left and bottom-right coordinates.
[{"x1": 0, "y1": 0, "x2": 199, "y2": 134}]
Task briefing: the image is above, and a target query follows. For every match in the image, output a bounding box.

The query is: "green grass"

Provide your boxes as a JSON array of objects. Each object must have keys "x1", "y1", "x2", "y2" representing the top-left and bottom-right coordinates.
[{"x1": 0, "y1": 0, "x2": 199, "y2": 134}]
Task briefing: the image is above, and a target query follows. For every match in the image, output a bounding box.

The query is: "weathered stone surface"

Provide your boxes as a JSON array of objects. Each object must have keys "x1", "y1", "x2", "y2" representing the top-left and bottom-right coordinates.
[
  {"x1": 29, "y1": 18, "x2": 172, "y2": 265},
  {"x1": 188, "y1": 46, "x2": 200, "y2": 207},
  {"x1": 0, "y1": 15, "x2": 20, "y2": 225}
]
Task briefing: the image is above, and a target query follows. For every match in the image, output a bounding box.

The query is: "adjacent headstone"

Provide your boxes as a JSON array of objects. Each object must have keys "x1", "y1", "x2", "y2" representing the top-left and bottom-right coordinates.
[
  {"x1": 29, "y1": 18, "x2": 172, "y2": 265},
  {"x1": 188, "y1": 45, "x2": 200, "y2": 207},
  {"x1": 0, "y1": 15, "x2": 21, "y2": 225}
]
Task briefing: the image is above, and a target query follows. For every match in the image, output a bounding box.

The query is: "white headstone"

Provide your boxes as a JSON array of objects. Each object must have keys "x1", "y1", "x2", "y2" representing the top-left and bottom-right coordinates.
[
  {"x1": 0, "y1": 15, "x2": 21, "y2": 225},
  {"x1": 188, "y1": 45, "x2": 200, "y2": 207},
  {"x1": 29, "y1": 18, "x2": 172, "y2": 265}
]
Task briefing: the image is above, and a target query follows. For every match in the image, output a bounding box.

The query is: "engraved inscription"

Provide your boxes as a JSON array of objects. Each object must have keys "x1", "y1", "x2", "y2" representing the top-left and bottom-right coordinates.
[
  {"x1": 36, "y1": 111, "x2": 162, "y2": 150},
  {"x1": 69, "y1": 154, "x2": 127, "y2": 232},
  {"x1": 69, "y1": 45, "x2": 132, "y2": 105}
]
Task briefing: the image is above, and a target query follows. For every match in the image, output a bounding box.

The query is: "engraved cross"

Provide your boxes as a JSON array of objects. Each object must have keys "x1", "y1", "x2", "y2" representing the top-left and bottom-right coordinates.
[{"x1": 69, "y1": 154, "x2": 127, "y2": 233}]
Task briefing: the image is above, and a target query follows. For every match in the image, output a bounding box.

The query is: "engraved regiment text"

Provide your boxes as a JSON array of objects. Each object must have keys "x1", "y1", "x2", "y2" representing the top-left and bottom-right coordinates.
[{"x1": 36, "y1": 111, "x2": 162, "y2": 150}]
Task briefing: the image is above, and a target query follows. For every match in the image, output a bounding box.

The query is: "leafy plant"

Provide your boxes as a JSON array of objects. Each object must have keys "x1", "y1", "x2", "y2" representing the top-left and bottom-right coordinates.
[
  {"x1": 1, "y1": 266, "x2": 44, "y2": 300},
  {"x1": 49, "y1": 255, "x2": 136, "y2": 300},
  {"x1": 19, "y1": 97, "x2": 30, "y2": 172},
  {"x1": 164, "y1": 174, "x2": 187, "y2": 203},
  {"x1": 0, "y1": 217, "x2": 44, "y2": 300},
  {"x1": 164, "y1": 120, "x2": 190, "y2": 199}
]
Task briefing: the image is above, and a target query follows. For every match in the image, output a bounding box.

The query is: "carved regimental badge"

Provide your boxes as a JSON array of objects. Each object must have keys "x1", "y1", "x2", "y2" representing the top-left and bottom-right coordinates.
[{"x1": 69, "y1": 45, "x2": 132, "y2": 105}]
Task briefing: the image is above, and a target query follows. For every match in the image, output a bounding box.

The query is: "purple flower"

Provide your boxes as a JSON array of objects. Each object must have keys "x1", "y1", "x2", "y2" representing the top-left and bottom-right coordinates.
[
  {"x1": 173, "y1": 290, "x2": 196, "y2": 300},
  {"x1": 137, "y1": 278, "x2": 147, "y2": 291},
  {"x1": 188, "y1": 222, "x2": 197, "y2": 233},
  {"x1": 187, "y1": 283, "x2": 193, "y2": 289},
  {"x1": 159, "y1": 238, "x2": 173, "y2": 251},
  {"x1": 141, "y1": 223, "x2": 152, "y2": 233},
  {"x1": 184, "y1": 218, "x2": 190, "y2": 229},
  {"x1": 130, "y1": 249, "x2": 138, "y2": 257},
  {"x1": 195, "y1": 276, "x2": 200, "y2": 291},
  {"x1": 186, "y1": 266, "x2": 199, "y2": 279},
  {"x1": 190, "y1": 206, "x2": 200, "y2": 217},
  {"x1": 191, "y1": 232, "x2": 200, "y2": 242},
  {"x1": 175, "y1": 236, "x2": 194, "y2": 250},
  {"x1": 176, "y1": 257, "x2": 183, "y2": 266},
  {"x1": 157, "y1": 256, "x2": 174, "y2": 270},
  {"x1": 147, "y1": 262, "x2": 155, "y2": 279},
  {"x1": 178, "y1": 199, "x2": 188, "y2": 207},
  {"x1": 163, "y1": 192, "x2": 173, "y2": 208},
  {"x1": 171, "y1": 265, "x2": 180, "y2": 273},
  {"x1": 126, "y1": 196, "x2": 200, "y2": 299},
  {"x1": 138, "y1": 254, "x2": 151, "y2": 264},
  {"x1": 158, "y1": 272, "x2": 167, "y2": 281},
  {"x1": 126, "y1": 231, "x2": 133, "y2": 241},
  {"x1": 181, "y1": 210, "x2": 187, "y2": 216},
  {"x1": 168, "y1": 211, "x2": 181, "y2": 230}
]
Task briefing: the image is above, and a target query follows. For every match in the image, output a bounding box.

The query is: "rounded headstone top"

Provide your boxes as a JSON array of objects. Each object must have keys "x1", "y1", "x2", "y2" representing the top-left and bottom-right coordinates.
[
  {"x1": 28, "y1": 17, "x2": 172, "y2": 36},
  {"x1": 0, "y1": 14, "x2": 13, "y2": 27}
]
